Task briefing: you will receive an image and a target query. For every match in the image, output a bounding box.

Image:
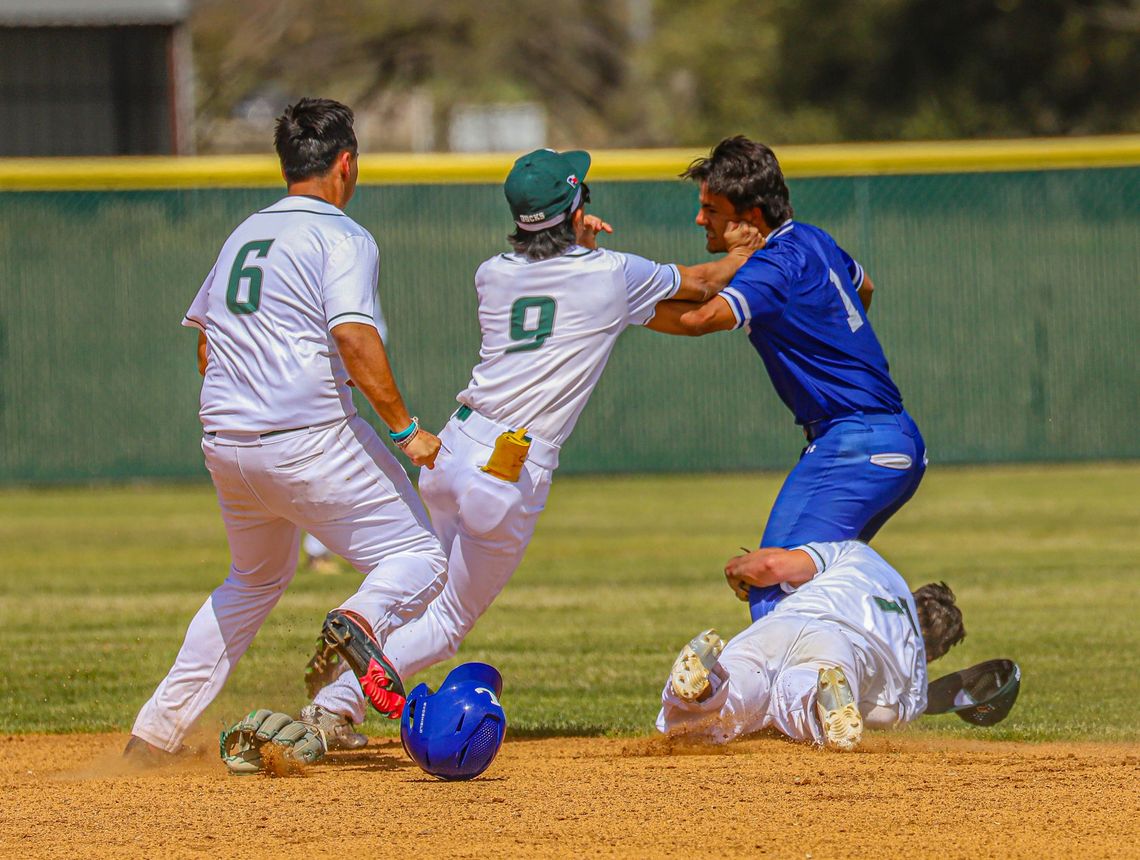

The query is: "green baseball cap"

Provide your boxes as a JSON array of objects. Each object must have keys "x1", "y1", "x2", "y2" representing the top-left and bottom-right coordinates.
[{"x1": 504, "y1": 148, "x2": 591, "y2": 231}]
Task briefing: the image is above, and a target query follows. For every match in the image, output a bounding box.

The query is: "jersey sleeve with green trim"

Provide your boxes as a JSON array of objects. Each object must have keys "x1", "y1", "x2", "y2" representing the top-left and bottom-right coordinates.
[
  {"x1": 793, "y1": 540, "x2": 845, "y2": 574},
  {"x1": 182, "y1": 265, "x2": 215, "y2": 332},
  {"x1": 322, "y1": 235, "x2": 381, "y2": 332},
  {"x1": 615, "y1": 252, "x2": 681, "y2": 326}
]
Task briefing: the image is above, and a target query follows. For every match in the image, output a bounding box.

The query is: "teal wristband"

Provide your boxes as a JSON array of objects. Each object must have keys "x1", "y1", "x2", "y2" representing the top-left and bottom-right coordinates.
[{"x1": 389, "y1": 417, "x2": 419, "y2": 444}]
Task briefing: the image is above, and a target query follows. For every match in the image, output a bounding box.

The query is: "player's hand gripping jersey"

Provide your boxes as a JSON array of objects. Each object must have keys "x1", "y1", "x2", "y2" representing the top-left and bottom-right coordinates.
[
  {"x1": 183, "y1": 196, "x2": 385, "y2": 433},
  {"x1": 458, "y1": 247, "x2": 680, "y2": 446}
]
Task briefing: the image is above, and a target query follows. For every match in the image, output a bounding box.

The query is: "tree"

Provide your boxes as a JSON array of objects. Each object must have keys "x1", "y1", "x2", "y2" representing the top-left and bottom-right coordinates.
[
  {"x1": 639, "y1": 0, "x2": 1140, "y2": 144},
  {"x1": 189, "y1": 0, "x2": 1140, "y2": 150},
  {"x1": 191, "y1": 0, "x2": 635, "y2": 150}
]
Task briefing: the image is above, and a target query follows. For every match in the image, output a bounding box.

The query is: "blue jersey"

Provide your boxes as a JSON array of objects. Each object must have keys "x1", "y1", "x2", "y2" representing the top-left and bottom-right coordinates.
[{"x1": 719, "y1": 221, "x2": 903, "y2": 425}]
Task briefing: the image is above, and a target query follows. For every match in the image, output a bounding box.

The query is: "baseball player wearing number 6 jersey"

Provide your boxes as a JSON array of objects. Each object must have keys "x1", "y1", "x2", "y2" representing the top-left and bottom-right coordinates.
[
  {"x1": 306, "y1": 148, "x2": 763, "y2": 724},
  {"x1": 659, "y1": 541, "x2": 965, "y2": 750},
  {"x1": 124, "y1": 98, "x2": 446, "y2": 764}
]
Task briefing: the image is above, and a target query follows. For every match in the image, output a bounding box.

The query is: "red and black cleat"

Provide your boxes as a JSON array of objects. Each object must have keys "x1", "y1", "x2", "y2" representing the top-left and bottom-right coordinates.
[{"x1": 319, "y1": 610, "x2": 406, "y2": 718}]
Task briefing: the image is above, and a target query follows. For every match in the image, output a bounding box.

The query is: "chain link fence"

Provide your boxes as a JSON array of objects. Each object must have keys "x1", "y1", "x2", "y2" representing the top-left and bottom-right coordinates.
[{"x1": 0, "y1": 164, "x2": 1136, "y2": 482}]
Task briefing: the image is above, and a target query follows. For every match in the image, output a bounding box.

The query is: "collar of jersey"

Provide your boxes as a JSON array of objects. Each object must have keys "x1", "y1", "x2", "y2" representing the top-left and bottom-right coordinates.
[
  {"x1": 261, "y1": 194, "x2": 345, "y2": 215},
  {"x1": 766, "y1": 220, "x2": 794, "y2": 242},
  {"x1": 502, "y1": 244, "x2": 596, "y2": 263}
]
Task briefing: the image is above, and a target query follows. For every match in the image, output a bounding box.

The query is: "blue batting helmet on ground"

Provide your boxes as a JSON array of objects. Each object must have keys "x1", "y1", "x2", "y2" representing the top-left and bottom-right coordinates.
[{"x1": 400, "y1": 662, "x2": 506, "y2": 781}]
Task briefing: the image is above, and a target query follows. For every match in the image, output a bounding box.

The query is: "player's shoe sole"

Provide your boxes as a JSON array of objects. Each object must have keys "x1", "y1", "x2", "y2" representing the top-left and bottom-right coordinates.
[
  {"x1": 815, "y1": 666, "x2": 863, "y2": 751},
  {"x1": 670, "y1": 628, "x2": 725, "y2": 702},
  {"x1": 318, "y1": 610, "x2": 406, "y2": 719}
]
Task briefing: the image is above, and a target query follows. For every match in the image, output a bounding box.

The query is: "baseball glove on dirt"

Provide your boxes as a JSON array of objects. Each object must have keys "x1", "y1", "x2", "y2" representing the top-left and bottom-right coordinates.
[{"x1": 219, "y1": 709, "x2": 326, "y2": 775}]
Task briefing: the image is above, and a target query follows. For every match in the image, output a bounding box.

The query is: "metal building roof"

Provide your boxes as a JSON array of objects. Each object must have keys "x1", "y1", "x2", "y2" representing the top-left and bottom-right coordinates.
[{"x1": 0, "y1": 0, "x2": 189, "y2": 26}]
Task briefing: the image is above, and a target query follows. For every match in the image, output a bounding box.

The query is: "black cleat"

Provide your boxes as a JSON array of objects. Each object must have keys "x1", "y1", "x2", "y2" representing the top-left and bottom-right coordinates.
[{"x1": 317, "y1": 610, "x2": 406, "y2": 719}]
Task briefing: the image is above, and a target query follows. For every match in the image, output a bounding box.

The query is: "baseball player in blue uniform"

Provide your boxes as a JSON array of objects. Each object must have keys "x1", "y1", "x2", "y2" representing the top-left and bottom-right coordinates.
[{"x1": 650, "y1": 136, "x2": 926, "y2": 622}]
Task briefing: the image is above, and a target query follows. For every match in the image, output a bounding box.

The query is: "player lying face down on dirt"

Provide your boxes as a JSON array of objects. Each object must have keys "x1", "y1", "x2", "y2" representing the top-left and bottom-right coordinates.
[{"x1": 660, "y1": 540, "x2": 964, "y2": 751}]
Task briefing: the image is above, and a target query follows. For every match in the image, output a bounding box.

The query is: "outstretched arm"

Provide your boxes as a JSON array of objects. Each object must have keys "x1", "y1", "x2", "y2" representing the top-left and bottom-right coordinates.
[
  {"x1": 583, "y1": 212, "x2": 760, "y2": 306},
  {"x1": 645, "y1": 221, "x2": 764, "y2": 335},
  {"x1": 673, "y1": 221, "x2": 765, "y2": 302},
  {"x1": 724, "y1": 548, "x2": 818, "y2": 601},
  {"x1": 645, "y1": 295, "x2": 737, "y2": 336}
]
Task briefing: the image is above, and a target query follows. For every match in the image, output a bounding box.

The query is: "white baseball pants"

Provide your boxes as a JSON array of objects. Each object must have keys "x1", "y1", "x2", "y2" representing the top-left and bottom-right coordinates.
[
  {"x1": 313, "y1": 410, "x2": 555, "y2": 724},
  {"x1": 656, "y1": 615, "x2": 901, "y2": 745},
  {"x1": 131, "y1": 415, "x2": 447, "y2": 751}
]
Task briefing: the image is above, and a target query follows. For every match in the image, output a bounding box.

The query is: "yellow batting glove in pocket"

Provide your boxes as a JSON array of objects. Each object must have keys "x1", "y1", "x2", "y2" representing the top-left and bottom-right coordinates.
[{"x1": 481, "y1": 428, "x2": 531, "y2": 482}]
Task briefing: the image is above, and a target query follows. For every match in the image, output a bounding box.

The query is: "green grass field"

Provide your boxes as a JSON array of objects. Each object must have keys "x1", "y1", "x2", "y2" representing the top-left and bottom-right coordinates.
[{"x1": 1, "y1": 462, "x2": 1137, "y2": 743}]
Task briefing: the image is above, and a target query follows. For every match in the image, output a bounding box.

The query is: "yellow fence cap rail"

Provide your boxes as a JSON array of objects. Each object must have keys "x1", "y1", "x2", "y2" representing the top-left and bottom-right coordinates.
[
  {"x1": 774, "y1": 135, "x2": 1140, "y2": 177},
  {"x1": 1, "y1": 135, "x2": 1139, "y2": 190}
]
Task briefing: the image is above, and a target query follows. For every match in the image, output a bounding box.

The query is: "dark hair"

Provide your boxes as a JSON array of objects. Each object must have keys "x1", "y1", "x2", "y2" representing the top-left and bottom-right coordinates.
[
  {"x1": 274, "y1": 98, "x2": 357, "y2": 184},
  {"x1": 913, "y1": 582, "x2": 966, "y2": 662},
  {"x1": 506, "y1": 183, "x2": 589, "y2": 261},
  {"x1": 682, "y1": 135, "x2": 793, "y2": 227},
  {"x1": 508, "y1": 219, "x2": 577, "y2": 261}
]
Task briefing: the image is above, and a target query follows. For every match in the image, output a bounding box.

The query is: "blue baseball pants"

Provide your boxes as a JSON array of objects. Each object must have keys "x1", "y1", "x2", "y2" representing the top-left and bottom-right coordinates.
[{"x1": 748, "y1": 410, "x2": 926, "y2": 621}]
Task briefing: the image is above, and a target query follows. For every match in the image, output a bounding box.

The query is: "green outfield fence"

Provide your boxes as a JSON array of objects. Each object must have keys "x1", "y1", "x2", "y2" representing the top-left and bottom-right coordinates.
[{"x1": 1, "y1": 137, "x2": 1138, "y2": 483}]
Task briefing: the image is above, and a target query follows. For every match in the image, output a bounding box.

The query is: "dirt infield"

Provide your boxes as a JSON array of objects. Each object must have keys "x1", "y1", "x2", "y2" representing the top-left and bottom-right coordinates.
[{"x1": 2, "y1": 733, "x2": 1136, "y2": 859}]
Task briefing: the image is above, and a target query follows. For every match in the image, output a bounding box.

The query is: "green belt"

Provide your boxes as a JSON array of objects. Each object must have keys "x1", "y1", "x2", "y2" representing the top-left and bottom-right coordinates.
[{"x1": 456, "y1": 405, "x2": 473, "y2": 421}]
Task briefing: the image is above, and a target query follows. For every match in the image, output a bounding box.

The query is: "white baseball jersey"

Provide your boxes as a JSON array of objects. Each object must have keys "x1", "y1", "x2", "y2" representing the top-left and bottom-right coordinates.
[
  {"x1": 658, "y1": 539, "x2": 928, "y2": 745},
  {"x1": 457, "y1": 246, "x2": 680, "y2": 445},
  {"x1": 312, "y1": 244, "x2": 681, "y2": 720},
  {"x1": 137, "y1": 194, "x2": 445, "y2": 752},
  {"x1": 776, "y1": 540, "x2": 928, "y2": 720},
  {"x1": 182, "y1": 195, "x2": 385, "y2": 433}
]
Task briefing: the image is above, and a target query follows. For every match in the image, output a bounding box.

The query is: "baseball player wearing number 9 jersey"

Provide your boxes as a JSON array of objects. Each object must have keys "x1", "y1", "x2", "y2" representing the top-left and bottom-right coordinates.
[
  {"x1": 306, "y1": 148, "x2": 764, "y2": 724},
  {"x1": 650, "y1": 137, "x2": 927, "y2": 623},
  {"x1": 124, "y1": 98, "x2": 447, "y2": 763}
]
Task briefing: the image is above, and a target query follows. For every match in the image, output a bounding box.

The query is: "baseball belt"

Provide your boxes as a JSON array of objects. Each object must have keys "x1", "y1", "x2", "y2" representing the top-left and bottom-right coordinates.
[{"x1": 453, "y1": 406, "x2": 559, "y2": 471}]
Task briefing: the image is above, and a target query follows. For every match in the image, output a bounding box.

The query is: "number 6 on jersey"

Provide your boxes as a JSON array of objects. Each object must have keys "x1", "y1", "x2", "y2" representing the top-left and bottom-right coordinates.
[{"x1": 226, "y1": 239, "x2": 275, "y2": 315}]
